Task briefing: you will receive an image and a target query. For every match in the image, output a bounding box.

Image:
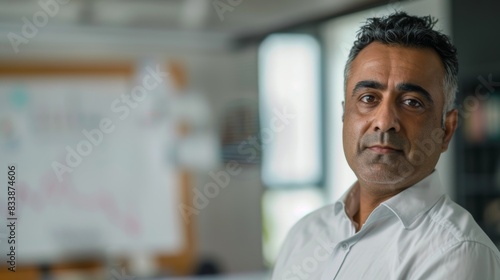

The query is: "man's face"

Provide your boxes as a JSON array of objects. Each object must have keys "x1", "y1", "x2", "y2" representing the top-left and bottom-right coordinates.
[{"x1": 343, "y1": 42, "x2": 457, "y2": 192}]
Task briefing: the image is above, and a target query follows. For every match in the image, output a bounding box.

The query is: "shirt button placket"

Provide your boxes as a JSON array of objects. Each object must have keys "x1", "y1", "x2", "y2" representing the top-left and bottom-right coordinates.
[{"x1": 326, "y1": 242, "x2": 351, "y2": 280}]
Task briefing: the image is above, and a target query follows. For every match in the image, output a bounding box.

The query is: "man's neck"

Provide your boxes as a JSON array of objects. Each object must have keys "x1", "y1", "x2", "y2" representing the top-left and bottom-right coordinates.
[
  {"x1": 352, "y1": 183, "x2": 405, "y2": 232},
  {"x1": 351, "y1": 171, "x2": 436, "y2": 231}
]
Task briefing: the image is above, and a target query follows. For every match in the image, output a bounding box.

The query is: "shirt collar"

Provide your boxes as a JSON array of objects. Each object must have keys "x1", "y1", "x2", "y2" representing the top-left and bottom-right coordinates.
[
  {"x1": 335, "y1": 181, "x2": 360, "y2": 221},
  {"x1": 335, "y1": 170, "x2": 445, "y2": 229},
  {"x1": 381, "y1": 170, "x2": 444, "y2": 228},
  {"x1": 335, "y1": 181, "x2": 359, "y2": 218}
]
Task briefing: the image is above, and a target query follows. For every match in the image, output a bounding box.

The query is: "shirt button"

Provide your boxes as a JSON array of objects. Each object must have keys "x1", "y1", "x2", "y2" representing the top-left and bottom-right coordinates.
[{"x1": 341, "y1": 242, "x2": 349, "y2": 251}]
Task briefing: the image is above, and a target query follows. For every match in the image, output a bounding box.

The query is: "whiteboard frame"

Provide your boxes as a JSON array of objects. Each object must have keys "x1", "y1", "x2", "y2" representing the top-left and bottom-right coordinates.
[{"x1": 0, "y1": 62, "x2": 195, "y2": 277}]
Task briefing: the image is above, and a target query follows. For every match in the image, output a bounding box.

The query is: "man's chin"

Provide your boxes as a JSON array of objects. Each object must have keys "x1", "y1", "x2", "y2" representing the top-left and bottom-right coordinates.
[{"x1": 357, "y1": 169, "x2": 407, "y2": 186}]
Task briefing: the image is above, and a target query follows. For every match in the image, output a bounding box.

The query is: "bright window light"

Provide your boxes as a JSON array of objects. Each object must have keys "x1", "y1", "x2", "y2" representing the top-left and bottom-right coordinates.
[{"x1": 259, "y1": 34, "x2": 323, "y2": 187}]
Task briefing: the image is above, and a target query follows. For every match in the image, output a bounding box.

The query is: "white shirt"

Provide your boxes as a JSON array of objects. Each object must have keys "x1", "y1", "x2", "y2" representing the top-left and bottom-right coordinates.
[{"x1": 272, "y1": 171, "x2": 500, "y2": 280}]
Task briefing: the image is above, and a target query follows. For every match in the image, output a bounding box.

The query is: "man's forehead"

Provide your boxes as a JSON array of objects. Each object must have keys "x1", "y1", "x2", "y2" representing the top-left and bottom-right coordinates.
[
  {"x1": 352, "y1": 42, "x2": 443, "y2": 67},
  {"x1": 347, "y1": 42, "x2": 445, "y2": 88}
]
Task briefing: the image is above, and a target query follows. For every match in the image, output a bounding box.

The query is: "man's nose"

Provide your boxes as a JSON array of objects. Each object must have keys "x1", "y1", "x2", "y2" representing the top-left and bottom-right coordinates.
[{"x1": 372, "y1": 101, "x2": 400, "y2": 133}]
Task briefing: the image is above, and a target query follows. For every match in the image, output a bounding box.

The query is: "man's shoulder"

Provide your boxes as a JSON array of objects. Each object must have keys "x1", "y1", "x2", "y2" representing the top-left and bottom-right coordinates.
[
  {"x1": 287, "y1": 203, "x2": 339, "y2": 238},
  {"x1": 274, "y1": 203, "x2": 339, "y2": 267},
  {"x1": 405, "y1": 196, "x2": 500, "y2": 279},
  {"x1": 424, "y1": 195, "x2": 498, "y2": 252}
]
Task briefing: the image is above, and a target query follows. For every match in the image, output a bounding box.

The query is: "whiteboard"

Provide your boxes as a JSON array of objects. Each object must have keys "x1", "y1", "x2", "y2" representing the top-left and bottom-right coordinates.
[{"x1": 0, "y1": 76, "x2": 183, "y2": 263}]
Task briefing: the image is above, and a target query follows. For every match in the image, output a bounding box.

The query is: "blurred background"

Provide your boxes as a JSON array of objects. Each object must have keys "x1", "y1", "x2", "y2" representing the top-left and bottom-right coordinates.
[{"x1": 0, "y1": 0, "x2": 499, "y2": 279}]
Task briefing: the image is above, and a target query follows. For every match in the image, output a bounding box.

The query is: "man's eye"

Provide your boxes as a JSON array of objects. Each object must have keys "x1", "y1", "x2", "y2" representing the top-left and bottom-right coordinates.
[
  {"x1": 402, "y1": 99, "x2": 423, "y2": 108},
  {"x1": 360, "y1": 95, "x2": 376, "y2": 103}
]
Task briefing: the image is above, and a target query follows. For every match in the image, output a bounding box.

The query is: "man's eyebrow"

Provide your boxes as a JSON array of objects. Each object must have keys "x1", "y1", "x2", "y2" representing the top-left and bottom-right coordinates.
[
  {"x1": 352, "y1": 80, "x2": 385, "y2": 96},
  {"x1": 396, "y1": 83, "x2": 434, "y2": 104}
]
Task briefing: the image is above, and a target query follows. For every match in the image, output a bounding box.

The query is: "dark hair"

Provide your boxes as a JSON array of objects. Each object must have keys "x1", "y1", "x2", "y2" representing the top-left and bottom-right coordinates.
[{"x1": 344, "y1": 12, "x2": 458, "y2": 122}]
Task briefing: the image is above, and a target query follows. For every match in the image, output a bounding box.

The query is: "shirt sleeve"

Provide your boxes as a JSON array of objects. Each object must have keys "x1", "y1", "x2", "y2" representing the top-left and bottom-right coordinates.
[{"x1": 412, "y1": 241, "x2": 500, "y2": 280}]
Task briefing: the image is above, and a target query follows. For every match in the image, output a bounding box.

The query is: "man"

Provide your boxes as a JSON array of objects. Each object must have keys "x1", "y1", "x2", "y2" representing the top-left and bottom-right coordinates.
[{"x1": 272, "y1": 12, "x2": 500, "y2": 279}]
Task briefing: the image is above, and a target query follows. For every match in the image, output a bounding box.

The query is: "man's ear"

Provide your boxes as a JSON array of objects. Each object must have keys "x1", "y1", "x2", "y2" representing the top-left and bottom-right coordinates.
[
  {"x1": 441, "y1": 109, "x2": 458, "y2": 152},
  {"x1": 341, "y1": 101, "x2": 345, "y2": 122}
]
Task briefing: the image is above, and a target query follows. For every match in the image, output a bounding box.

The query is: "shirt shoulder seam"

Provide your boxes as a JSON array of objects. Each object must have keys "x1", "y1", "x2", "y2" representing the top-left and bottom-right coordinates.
[
  {"x1": 434, "y1": 240, "x2": 500, "y2": 263},
  {"x1": 427, "y1": 213, "x2": 499, "y2": 258},
  {"x1": 427, "y1": 208, "x2": 463, "y2": 243}
]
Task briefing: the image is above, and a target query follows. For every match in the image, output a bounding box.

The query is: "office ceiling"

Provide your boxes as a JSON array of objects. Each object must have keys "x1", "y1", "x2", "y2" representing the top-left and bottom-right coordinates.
[
  {"x1": 0, "y1": 0, "x2": 390, "y2": 55},
  {"x1": 0, "y1": 0, "x2": 387, "y2": 36}
]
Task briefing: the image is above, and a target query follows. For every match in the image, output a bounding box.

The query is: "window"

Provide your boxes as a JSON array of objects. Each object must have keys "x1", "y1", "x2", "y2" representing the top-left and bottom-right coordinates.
[{"x1": 259, "y1": 34, "x2": 323, "y2": 187}]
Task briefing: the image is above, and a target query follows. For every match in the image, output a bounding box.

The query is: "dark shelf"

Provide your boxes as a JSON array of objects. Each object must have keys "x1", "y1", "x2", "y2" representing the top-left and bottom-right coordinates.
[{"x1": 454, "y1": 75, "x2": 500, "y2": 247}]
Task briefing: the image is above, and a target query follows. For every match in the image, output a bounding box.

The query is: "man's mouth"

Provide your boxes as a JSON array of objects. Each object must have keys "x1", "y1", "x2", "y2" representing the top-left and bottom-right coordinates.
[{"x1": 367, "y1": 145, "x2": 402, "y2": 154}]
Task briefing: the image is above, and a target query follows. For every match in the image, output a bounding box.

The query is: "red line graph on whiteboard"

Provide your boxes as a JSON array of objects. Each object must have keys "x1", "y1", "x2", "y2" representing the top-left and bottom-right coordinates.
[{"x1": 1, "y1": 170, "x2": 141, "y2": 237}]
